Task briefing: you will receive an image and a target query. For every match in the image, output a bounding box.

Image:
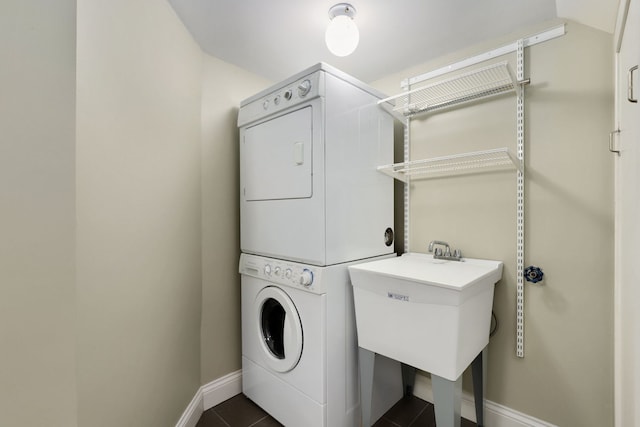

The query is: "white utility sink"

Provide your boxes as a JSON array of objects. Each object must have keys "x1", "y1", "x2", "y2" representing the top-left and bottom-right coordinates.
[{"x1": 348, "y1": 252, "x2": 503, "y2": 381}]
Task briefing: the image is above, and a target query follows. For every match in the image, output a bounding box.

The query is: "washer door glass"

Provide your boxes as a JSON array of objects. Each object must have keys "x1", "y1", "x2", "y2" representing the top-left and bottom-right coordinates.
[{"x1": 255, "y1": 286, "x2": 303, "y2": 372}]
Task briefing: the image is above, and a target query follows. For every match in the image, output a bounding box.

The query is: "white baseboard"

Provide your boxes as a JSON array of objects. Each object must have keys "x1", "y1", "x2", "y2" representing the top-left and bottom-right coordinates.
[
  {"x1": 175, "y1": 370, "x2": 243, "y2": 427},
  {"x1": 176, "y1": 370, "x2": 555, "y2": 427},
  {"x1": 202, "y1": 370, "x2": 243, "y2": 410},
  {"x1": 413, "y1": 374, "x2": 558, "y2": 427},
  {"x1": 175, "y1": 388, "x2": 203, "y2": 427}
]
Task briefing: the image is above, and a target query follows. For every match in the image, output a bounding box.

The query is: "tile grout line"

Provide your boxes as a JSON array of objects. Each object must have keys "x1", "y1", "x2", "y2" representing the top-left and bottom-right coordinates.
[
  {"x1": 247, "y1": 414, "x2": 271, "y2": 427},
  {"x1": 406, "y1": 401, "x2": 429, "y2": 427},
  {"x1": 376, "y1": 417, "x2": 403, "y2": 427},
  {"x1": 212, "y1": 409, "x2": 232, "y2": 427}
]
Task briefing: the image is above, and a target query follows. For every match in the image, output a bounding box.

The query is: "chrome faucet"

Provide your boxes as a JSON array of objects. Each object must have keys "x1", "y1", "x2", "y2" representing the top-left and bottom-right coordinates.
[
  {"x1": 428, "y1": 240, "x2": 450, "y2": 254},
  {"x1": 428, "y1": 240, "x2": 462, "y2": 261}
]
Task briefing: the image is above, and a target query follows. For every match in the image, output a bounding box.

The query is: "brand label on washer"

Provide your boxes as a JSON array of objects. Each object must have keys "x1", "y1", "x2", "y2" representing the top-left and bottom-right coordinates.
[{"x1": 387, "y1": 292, "x2": 409, "y2": 302}]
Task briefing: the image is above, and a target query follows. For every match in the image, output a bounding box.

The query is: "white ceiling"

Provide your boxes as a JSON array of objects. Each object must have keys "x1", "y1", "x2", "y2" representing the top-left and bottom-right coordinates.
[{"x1": 167, "y1": 0, "x2": 620, "y2": 83}]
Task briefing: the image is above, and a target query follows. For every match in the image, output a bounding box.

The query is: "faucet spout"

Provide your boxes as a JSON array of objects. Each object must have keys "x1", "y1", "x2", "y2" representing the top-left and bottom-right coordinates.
[
  {"x1": 428, "y1": 240, "x2": 462, "y2": 261},
  {"x1": 428, "y1": 240, "x2": 450, "y2": 253}
]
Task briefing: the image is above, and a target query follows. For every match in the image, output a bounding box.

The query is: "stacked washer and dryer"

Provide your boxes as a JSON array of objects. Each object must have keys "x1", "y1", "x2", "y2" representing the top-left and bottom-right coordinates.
[{"x1": 238, "y1": 63, "x2": 402, "y2": 427}]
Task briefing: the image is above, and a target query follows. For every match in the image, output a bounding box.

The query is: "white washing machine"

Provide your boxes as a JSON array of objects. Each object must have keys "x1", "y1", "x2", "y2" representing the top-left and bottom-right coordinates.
[
  {"x1": 240, "y1": 253, "x2": 402, "y2": 427},
  {"x1": 238, "y1": 63, "x2": 394, "y2": 266}
]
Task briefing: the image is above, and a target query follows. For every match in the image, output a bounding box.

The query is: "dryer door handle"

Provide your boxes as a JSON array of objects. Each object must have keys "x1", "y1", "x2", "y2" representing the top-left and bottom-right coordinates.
[{"x1": 293, "y1": 142, "x2": 305, "y2": 165}]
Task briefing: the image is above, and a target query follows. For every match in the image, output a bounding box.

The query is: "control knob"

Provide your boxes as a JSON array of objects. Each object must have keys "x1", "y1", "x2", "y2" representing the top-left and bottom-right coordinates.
[
  {"x1": 264, "y1": 265, "x2": 272, "y2": 276},
  {"x1": 299, "y1": 269, "x2": 314, "y2": 287},
  {"x1": 298, "y1": 79, "x2": 312, "y2": 97}
]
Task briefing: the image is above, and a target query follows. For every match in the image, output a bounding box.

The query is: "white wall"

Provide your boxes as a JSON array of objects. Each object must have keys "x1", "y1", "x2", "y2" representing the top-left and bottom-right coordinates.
[
  {"x1": 0, "y1": 1, "x2": 79, "y2": 426},
  {"x1": 76, "y1": 0, "x2": 204, "y2": 424},
  {"x1": 1, "y1": 0, "x2": 272, "y2": 424},
  {"x1": 200, "y1": 56, "x2": 270, "y2": 383},
  {"x1": 373, "y1": 20, "x2": 614, "y2": 427}
]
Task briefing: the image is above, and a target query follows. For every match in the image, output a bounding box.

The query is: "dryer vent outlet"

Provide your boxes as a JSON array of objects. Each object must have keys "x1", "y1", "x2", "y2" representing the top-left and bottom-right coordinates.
[{"x1": 384, "y1": 228, "x2": 394, "y2": 247}]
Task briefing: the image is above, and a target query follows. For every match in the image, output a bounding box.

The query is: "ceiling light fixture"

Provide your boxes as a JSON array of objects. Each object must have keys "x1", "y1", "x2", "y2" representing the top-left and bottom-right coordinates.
[{"x1": 325, "y1": 3, "x2": 359, "y2": 57}]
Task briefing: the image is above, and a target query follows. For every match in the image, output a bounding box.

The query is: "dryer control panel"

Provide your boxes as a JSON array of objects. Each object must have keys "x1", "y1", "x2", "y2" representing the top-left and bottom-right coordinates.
[
  {"x1": 237, "y1": 71, "x2": 322, "y2": 127},
  {"x1": 239, "y1": 253, "x2": 325, "y2": 295}
]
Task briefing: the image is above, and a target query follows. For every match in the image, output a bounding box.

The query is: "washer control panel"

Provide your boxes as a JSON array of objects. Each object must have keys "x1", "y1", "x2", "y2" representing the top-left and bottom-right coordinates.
[{"x1": 239, "y1": 253, "x2": 325, "y2": 294}]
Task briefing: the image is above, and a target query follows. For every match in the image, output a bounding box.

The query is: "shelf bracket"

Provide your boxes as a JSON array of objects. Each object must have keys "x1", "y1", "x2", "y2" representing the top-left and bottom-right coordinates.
[{"x1": 377, "y1": 101, "x2": 409, "y2": 124}]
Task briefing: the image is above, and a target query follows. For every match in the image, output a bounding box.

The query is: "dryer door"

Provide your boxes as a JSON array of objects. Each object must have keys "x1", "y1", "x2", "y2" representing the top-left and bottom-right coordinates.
[
  {"x1": 243, "y1": 106, "x2": 313, "y2": 201},
  {"x1": 254, "y1": 286, "x2": 303, "y2": 372}
]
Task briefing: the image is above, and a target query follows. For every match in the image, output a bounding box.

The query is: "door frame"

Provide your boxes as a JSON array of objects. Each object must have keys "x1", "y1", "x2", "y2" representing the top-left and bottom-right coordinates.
[{"x1": 614, "y1": 1, "x2": 637, "y2": 426}]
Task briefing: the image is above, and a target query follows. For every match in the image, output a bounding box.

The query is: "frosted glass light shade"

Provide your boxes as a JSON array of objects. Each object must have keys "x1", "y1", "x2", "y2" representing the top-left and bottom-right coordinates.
[{"x1": 325, "y1": 15, "x2": 359, "y2": 57}]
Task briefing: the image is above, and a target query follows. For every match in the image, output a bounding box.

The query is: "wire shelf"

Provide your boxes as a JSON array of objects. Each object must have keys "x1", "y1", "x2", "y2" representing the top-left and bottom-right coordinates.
[
  {"x1": 377, "y1": 148, "x2": 521, "y2": 183},
  {"x1": 379, "y1": 61, "x2": 517, "y2": 116}
]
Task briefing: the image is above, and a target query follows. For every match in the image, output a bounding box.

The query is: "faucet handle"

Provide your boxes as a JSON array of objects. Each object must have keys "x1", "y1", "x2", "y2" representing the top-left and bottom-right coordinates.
[
  {"x1": 453, "y1": 249, "x2": 461, "y2": 259},
  {"x1": 434, "y1": 247, "x2": 443, "y2": 257}
]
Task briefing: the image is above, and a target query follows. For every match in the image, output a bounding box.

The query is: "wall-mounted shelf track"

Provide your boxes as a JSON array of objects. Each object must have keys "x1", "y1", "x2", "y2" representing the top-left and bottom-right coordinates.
[
  {"x1": 378, "y1": 24, "x2": 566, "y2": 359},
  {"x1": 378, "y1": 147, "x2": 521, "y2": 183}
]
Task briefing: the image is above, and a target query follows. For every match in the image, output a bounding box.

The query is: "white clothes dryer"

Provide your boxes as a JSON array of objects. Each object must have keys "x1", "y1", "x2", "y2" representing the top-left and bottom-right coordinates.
[
  {"x1": 238, "y1": 63, "x2": 395, "y2": 266},
  {"x1": 240, "y1": 253, "x2": 402, "y2": 427}
]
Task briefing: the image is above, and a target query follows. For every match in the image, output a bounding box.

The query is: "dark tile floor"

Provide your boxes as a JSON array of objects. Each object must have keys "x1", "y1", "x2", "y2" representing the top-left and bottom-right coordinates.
[{"x1": 196, "y1": 393, "x2": 477, "y2": 427}]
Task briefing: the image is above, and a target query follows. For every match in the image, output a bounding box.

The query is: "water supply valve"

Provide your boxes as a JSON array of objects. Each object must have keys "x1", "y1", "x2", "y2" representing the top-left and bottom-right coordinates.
[{"x1": 524, "y1": 265, "x2": 544, "y2": 284}]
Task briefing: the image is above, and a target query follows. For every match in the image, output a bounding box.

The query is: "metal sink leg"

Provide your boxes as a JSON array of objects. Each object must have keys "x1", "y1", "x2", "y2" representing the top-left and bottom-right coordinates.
[
  {"x1": 359, "y1": 347, "x2": 375, "y2": 427},
  {"x1": 401, "y1": 363, "x2": 417, "y2": 396},
  {"x1": 471, "y1": 347, "x2": 488, "y2": 427},
  {"x1": 432, "y1": 373, "x2": 462, "y2": 427}
]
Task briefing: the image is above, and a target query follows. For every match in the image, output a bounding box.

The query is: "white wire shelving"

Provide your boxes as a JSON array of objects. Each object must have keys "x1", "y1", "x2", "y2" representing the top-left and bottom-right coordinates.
[
  {"x1": 379, "y1": 61, "x2": 518, "y2": 117},
  {"x1": 381, "y1": 56, "x2": 523, "y2": 355},
  {"x1": 377, "y1": 148, "x2": 521, "y2": 183},
  {"x1": 377, "y1": 61, "x2": 522, "y2": 183}
]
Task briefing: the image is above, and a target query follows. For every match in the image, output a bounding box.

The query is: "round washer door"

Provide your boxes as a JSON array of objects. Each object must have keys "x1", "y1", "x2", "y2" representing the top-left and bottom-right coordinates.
[{"x1": 254, "y1": 286, "x2": 303, "y2": 373}]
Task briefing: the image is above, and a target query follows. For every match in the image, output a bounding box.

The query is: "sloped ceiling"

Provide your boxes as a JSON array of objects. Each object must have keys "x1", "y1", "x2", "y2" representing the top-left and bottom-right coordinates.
[
  {"x1": 556, "y1": 0, "x2": 619, "y2": 33},
  {"x1": 167, "y1": 0, "x2": 620, "y2": 82}
]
